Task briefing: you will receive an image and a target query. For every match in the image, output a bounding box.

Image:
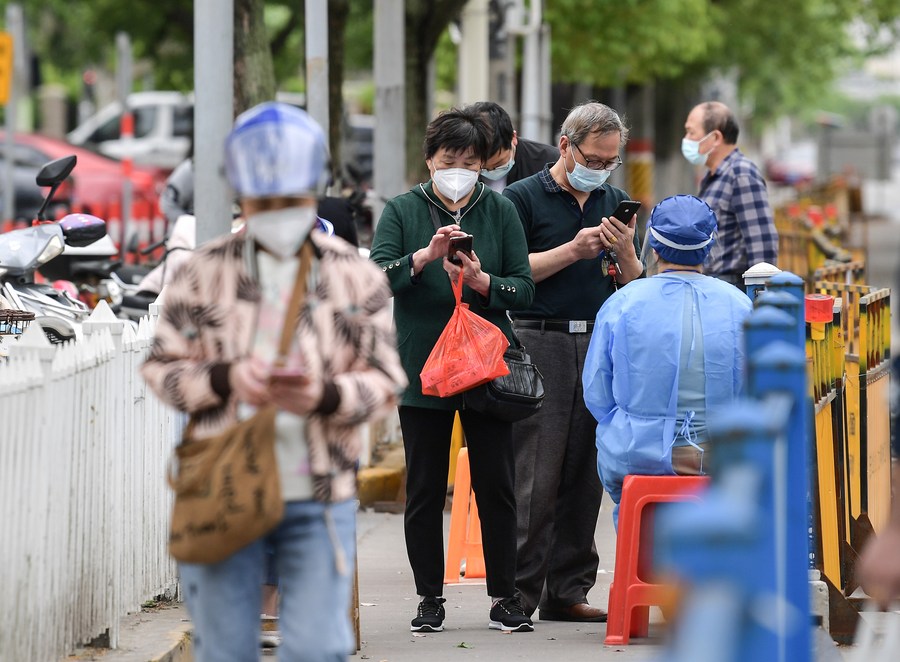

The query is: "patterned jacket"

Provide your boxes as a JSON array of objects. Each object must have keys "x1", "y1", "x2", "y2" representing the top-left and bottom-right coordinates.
[{"x1": 141, "y1": 229, "x2": 407, "y2": 502}]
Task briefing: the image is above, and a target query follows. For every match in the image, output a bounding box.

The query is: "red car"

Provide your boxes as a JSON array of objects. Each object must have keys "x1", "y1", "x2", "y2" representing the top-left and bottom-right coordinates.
[{"x1": 0, "y1": 131, "x2": 163, "y2": 221}]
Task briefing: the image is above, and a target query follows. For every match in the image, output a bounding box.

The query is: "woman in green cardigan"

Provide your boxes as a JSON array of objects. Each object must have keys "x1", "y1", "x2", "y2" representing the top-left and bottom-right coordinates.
[{"x1": 369, "y1": 107, "x2": 535, "y2": 633}]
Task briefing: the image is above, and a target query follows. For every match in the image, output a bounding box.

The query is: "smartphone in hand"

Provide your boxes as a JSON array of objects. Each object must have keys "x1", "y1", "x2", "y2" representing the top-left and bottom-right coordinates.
[
  {"x1": 269, "y1": 366, "x2": 308, "y2": 382},
  {"x1": 447, "y1": 234, "x2": 474, "y2": 265},
  {"x1": 612, "y1": 200, "x2": 641, "y2": 223}
]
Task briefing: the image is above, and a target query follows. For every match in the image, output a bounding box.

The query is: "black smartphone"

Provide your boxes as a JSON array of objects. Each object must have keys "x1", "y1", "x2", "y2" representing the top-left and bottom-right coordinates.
[
  {"x1": 612, "y1": 200, "x2": 641, "y2": 223},
  {"x1": 447, "y1": 234, "x2": 474, "y2": 264}
]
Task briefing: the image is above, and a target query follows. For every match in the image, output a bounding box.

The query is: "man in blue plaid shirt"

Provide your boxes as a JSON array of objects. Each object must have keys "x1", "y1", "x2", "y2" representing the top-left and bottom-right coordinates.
[{"x1": 682, "y1": 101, "x2": 778, "y2": 284}]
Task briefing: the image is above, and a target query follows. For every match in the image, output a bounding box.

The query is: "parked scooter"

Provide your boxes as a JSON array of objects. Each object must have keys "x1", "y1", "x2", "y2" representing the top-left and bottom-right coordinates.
[
  {"x1": 114, "y1": 213, "x2": 195, "y2": 323},
  {"x1": 0, "y1": 156, "x2": 107, "y2": 343}
]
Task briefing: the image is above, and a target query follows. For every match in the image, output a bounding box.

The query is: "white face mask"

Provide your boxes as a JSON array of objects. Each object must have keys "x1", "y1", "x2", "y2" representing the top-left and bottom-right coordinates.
[
  {"x1": 246, "y1": 206, "x2": 317, "y2": 259},
  {"x1": 432, "y1": 167, "x2": 479, "y2": 203}
]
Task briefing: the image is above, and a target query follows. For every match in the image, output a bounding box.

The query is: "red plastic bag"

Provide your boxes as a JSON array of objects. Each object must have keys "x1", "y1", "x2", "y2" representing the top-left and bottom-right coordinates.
[{"x1": 420, "y1": 272, "x2": 510, "y2": 397}]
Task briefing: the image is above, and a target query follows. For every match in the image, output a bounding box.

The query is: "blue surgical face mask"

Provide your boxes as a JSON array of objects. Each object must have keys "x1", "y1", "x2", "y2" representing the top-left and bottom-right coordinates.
[
  {"x1": 481, "y1": 156, "x2": 515, "y2": 181},
  {"x1": 565, "y1": 149, "x2": 610, "y2": 192},
  {"x1": 681, "y1": 132, "x2": 714, "y2": 166}
]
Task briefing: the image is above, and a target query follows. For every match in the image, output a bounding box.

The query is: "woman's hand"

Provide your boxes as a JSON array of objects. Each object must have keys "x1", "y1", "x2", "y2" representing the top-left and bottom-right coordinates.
[
  {"x1": 444, "y1": 250, "x2": 490, "y2": 297},
  {"x1": 411, "y1": 224, "x2": 461, "y2": 274},
  {"x1": 229, "y1": 357, "x2": 271, "y2": 406},
  {"x1": 269, "y1": 371, "x2": 325, "y2": 416}
]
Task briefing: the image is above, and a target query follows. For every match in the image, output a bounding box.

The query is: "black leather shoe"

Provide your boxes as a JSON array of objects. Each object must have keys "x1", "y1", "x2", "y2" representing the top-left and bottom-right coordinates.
[{"x1": 538, "y1": 603, "x2": 607, "y2": 623}]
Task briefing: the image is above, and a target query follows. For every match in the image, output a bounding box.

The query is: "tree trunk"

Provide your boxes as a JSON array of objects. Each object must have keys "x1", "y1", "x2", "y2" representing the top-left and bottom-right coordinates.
[
  {"x1": 404, "y1": 0, "x2": 464, "y2": 184},
  {"x1": 234, "y1": 0, "x2": 276, "y2": 118},
  {"x1": 328, "y1": 0, "x2": 350, "y2": 183}
]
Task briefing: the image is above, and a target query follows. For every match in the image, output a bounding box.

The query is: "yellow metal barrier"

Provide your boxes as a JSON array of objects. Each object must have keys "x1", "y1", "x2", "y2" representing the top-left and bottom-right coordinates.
[
  {"x1": 813, "y1": 261, "x2": 866, "y2": 287},
  {"x1": 807, "y1": 282, "x2": 892, "y2": 636},
  {"x1": 808, "y1": 296, "x2": 844, "y2": 588},
  {"x1": 858, "y1": 288, "x2": 892, "y2": 535}
]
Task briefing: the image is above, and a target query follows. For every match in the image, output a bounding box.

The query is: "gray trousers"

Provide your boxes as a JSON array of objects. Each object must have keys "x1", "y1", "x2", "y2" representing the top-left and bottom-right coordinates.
[{"x1": 513, "y1": 327, "x2": 603, "y2": 615}]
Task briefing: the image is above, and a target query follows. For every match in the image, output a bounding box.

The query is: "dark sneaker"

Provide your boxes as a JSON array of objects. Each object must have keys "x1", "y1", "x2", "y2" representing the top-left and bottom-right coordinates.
[
  {"x1": 489, "y1": 595, "x2": 534, "y2": 632},
  {"x1": 411, "y1": 596, "x2": 446, "y2": 632}
]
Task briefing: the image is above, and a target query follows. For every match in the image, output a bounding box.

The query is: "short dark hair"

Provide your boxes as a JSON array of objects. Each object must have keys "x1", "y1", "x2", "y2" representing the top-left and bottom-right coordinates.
[
  {"x1": 701, "y1": 102, "x2": 739, "y2": 144},
  {"x1": 469, "y1": 101, "x2": 514, "y2": 156},
  {"x1": 422, "y1": 107, "x2": 493, "y2": 164}
]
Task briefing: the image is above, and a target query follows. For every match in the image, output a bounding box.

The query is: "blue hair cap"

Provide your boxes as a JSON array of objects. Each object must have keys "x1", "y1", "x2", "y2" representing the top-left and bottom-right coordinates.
[{"x1": 647, "y1": 194, "x2": 718, "y2": 266}]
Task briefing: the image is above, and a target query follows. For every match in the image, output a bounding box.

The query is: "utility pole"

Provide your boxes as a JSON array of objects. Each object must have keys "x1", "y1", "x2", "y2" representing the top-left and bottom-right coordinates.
[
  {"x1": 2, "y1": 3, "x2": 23, "y2": 227},
  {"x1": 194, "y1": 0, "x2": 234, "y2": 244},
  {"x1": 458, "y1": 0, "x2": 490, "y2": 104},
  {"x1": 373, "y1": 0, "x2": 405, "y2": 227},
  {"x1": 305, "y1": 0, "x2": 329, "y2": 139},
  {"x1": 116, "y1": 32, "x2": 133, "y2": 259},
  {"x1": 507, "y1": 1, "x2": 547, "y2": 143}
]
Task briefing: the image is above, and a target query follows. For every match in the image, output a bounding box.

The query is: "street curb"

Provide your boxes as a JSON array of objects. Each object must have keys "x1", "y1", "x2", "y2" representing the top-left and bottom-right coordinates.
[
  {"x1": 68, "y1": 604, "x2": 193, "y2": 662},
  {"x1": 357, "y1": 443, "x2": 406, "y2": 507},
  {"x1": 155, "y1": 630, "x2": 191, "y2": 662}
]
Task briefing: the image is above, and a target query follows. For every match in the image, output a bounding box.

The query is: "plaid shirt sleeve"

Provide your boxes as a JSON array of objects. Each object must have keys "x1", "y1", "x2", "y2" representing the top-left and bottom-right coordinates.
[{"x1": 732, "y1": 170, "x2": 778, "y2": 266}]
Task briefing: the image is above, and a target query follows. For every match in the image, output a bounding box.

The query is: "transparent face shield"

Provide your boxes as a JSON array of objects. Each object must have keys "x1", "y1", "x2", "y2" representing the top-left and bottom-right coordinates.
[{"x1": 640, "y1": 230, "x2": 660, "y2": 276}]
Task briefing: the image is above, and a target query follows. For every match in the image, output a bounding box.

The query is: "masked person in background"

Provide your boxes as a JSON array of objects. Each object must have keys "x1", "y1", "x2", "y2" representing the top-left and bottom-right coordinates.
[
  {"x1": 369, "y1": 106, "x2": 536, "y2": 633},
  {"x1": 141, "y1": 102, "x2": 407, "y2": 662},
  {"x1": 682, "y1": 101, "x2": 778, "y2": 285},
  {"x1": 470, "y1": 101, "x2": 559, "y2": 193},
  {"x1": 583, "y1": 195, "x2": 753, "y2": 525}
]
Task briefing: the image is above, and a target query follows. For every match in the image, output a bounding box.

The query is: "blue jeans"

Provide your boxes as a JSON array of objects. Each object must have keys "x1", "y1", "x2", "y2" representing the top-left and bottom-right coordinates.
[{"x1": 179, "y1": 499, "x2": 357, "y2": 662}]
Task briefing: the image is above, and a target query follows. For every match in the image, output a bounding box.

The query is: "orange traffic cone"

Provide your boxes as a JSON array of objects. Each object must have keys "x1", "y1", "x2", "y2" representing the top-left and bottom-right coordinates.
[{"x1": 444, "y1": 447, "x2": 486, "y2": 584}]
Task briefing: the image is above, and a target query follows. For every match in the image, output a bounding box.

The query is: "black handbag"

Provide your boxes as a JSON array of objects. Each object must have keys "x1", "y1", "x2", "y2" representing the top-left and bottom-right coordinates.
[{"x1": 465, "y1": 341, "x2": 544, "y2": 422}]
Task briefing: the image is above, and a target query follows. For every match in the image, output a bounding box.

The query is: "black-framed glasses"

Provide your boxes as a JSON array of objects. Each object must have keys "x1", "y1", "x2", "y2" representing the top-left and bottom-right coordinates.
[{"x1": 572, "y1": 143, "x2": 622, "y2": 172}]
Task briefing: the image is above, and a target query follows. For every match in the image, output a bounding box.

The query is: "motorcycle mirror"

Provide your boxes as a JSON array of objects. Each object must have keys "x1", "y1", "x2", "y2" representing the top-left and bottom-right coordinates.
[
  {"x1": 35, "y1": 155, "x2": 78, "y2": 221},
  {"x1": 36, "y1": 155, "x2": 77, "y2": 187},
  {"x1": 59, "y1": 213, "x2": 107, "y2": 247},
  {"x1": 126, "y1": 232, "x2": 140, "y2": 254}
]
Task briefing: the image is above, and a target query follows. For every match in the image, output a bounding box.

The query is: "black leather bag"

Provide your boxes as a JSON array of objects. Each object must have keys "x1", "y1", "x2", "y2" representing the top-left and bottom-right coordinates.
[{"x1": 465, "y1": 344, "x2": 544, "y2": 422}]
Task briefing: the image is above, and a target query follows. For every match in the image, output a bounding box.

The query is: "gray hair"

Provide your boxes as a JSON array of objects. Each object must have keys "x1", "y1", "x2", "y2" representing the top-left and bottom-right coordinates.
[{"x1": 561, "y1": 101, "x2": 629, "y2": 149}]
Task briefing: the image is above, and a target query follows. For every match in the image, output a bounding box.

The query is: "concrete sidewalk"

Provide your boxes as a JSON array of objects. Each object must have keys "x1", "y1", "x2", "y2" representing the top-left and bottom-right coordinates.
[
  {"x1": 81, "y1": 501, "x2": 851, "y2": 661},
  {"x1": 82, "y1": 501, "x2": 662, "y2": 661},
  {"x1": 356, "y1": 505, "x2": 662, "y2": 662}
]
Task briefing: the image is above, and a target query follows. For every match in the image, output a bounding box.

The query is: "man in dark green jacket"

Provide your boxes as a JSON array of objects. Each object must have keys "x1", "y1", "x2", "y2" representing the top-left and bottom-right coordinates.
[{"x1": 370, "y1": 107, "x2": 535, "y2": 633}]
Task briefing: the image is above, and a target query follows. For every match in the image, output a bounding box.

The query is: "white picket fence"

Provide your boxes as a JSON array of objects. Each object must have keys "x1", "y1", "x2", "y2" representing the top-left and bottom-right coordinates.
[{"x1": 0, "y1": 304, "x2": 181, "y2": 662}]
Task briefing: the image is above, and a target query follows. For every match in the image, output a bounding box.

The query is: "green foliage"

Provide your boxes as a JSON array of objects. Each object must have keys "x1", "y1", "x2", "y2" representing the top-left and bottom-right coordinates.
[
  {"x1": 434, "y1": 29, "x2": 458, "y2": 100},
  {"x1": 545, "y1": 0, "x2": 716, "y2": 87},
  {"x1": 545, "y1": 0, "x2": 900, "y2": 121},
  {"x1": 7, "y1": 0, "x2": 900, "y2": 134},
  {"x1": 343, "y1": 1, "x2": 373, "y2": 73}
]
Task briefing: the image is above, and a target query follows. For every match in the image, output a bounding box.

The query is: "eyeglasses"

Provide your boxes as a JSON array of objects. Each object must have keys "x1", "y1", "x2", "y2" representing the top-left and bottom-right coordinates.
[{"x1": 572, "y1": 142, "x2": 622, "y2": 172}]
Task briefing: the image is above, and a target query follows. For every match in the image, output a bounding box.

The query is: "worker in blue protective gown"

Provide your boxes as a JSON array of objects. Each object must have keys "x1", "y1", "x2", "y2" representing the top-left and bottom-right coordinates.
[{"x1": 582, "y1": 195, "x2": 754, "y2": 526}]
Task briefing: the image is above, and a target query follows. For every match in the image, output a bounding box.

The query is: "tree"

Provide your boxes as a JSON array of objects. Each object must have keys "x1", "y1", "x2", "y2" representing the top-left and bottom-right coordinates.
[
  {"x1": 234, "y1": 0, "x2": 276, "y2": 117},
  {"x1": 404, "y1": 0, "x2": 465, "y2": 183},
  {"x1": 544, "y1": 0, "x2": 900, "y2": 124}
]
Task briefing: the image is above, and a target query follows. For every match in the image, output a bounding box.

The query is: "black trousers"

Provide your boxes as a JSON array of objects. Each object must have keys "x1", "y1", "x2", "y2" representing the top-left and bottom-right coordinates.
[
  {"x1": 513, "y1": 328, "x2": 603, "y2": 615},
  {"x1": 399, "y1": 405, "x2": 517, "y2": 598}
]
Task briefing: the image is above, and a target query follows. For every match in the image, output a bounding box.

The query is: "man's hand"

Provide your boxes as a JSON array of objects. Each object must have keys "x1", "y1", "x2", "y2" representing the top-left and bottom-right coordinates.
[
  {"x1": 568, "y1": 226, "x2": 607, "y2": 261},
  {"x1": 269, "y1": 371, "x2": 325, "y2": 416},
  {"x1": 599, "y1": 211, "x2": 637, "y2": 251},
  {"x1": 230, "y1": 357, "x2": 271, "y2": 406}
]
